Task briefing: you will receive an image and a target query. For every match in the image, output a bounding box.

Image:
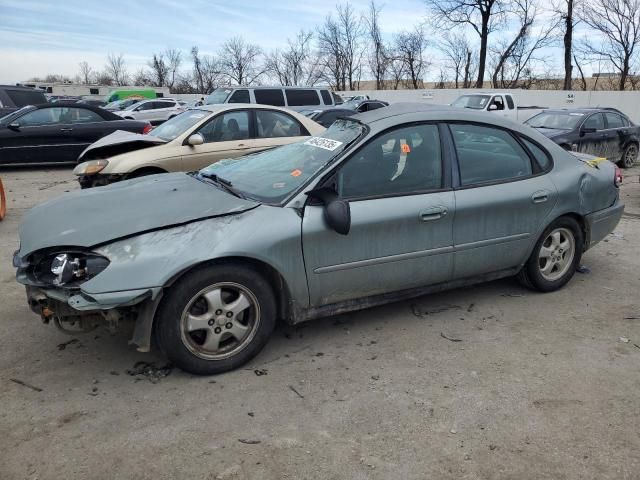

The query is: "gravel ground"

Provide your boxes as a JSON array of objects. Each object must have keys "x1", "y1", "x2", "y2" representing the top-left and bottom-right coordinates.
[{"x1": 1, "y1": 165, "x2": 639, "y2": 480}]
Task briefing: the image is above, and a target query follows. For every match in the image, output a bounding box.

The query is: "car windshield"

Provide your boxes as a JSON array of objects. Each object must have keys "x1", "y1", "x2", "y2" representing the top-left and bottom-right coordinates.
[
  {"x1": 104, "y1": 100, "x2": 125, "y2": 109},
  {"x1": 206, "y1": 88, "x2": 233, "y2": 105},
  {"x1": 199, "y1": 119, "x2": 366, "y2": 203},
  {"x1": 451, "y1": 95, "x2": 491, "y2": 109},
  {"x1": 151, "y1": 110, "x2": 211, "y2": 141},
  {"x1": 526, "y1": 112, "x2": 585, "y2": 129}
]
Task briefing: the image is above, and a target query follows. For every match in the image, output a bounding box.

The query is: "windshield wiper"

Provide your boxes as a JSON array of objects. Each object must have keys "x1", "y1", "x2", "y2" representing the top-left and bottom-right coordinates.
[{"x1": 197, "y1": 172, "x2": 246, "y2": 199}]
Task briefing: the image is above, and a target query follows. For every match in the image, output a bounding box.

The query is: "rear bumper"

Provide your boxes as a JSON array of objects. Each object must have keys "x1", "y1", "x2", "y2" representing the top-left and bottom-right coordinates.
[{"x1": 585, "y1": 200, "x2": 624, "y2": 249}]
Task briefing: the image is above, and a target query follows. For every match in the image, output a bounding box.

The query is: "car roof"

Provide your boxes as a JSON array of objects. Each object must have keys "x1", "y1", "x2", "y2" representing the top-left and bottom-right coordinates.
[
  {"x1": 349, "y1": 102, "x2": 544, "y2": 135},
  {"x1": 540, "y1": 107, "x2": 626, "y2": 114},
  {"x1": 194, "y1": 103, "x2": 308, "y2": 114},
  {"x1": 25, "y1": 102, "x2": 122, "y2": 120}
]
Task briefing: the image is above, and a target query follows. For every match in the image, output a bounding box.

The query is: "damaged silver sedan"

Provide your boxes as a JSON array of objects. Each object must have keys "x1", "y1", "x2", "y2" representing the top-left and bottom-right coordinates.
[{"x1": 14, "y1": 103, "x2": 624, "y2": 374}]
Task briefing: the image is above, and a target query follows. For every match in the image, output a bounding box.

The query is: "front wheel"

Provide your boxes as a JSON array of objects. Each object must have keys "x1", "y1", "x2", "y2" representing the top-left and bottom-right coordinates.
[
  {"x1": 155, "y1": 264, "x2": 276, "y2": 375},
  {"x1": 517, "y1": 217, "x2": 583, "y2": 292},
  {"x1": 619, "y1": 143, "x2": 638, "y2": 168}
]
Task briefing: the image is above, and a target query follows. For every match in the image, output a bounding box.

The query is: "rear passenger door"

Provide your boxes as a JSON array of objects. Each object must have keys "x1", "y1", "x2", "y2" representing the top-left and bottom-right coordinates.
[
  {"x1": 578, "y1": 113, "x2": 607, "y2": 157},
  {"x1": 448, "y1": 123, "x2": 557, "y2": 279},
  {"x1": 253, "y1": 109, "x2": 308, "y2": 150}
]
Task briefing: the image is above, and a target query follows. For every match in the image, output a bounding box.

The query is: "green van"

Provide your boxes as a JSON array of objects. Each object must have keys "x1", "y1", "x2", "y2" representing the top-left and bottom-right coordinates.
[{"x1": 105, "y1": 89, "x2": 157, "y2": 103}]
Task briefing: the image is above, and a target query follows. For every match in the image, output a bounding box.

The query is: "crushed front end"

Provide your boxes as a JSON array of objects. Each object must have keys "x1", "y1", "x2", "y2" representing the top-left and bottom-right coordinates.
[{"x1": 14, "y1": 247, "x2": 161, "y2": 351}]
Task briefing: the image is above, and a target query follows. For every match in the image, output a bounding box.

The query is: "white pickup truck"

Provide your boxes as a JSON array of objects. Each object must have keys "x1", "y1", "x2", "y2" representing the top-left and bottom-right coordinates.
[{"x1": 451, "y1": 92, "x2": 544, "y2": 122}]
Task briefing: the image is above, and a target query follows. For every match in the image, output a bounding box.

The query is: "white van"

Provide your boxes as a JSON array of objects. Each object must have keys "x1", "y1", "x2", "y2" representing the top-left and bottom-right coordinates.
[{"x1": 205, "y1": 86, "x2": 343, "y2": 112}]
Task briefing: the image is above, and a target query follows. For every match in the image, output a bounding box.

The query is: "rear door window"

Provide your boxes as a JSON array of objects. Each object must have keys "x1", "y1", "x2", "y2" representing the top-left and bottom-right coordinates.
[
  {"x1": 155, "y1": 101, "x2": 175, "y2": 109},
  {"x1": 521, "y1": 137, "x2": 551, "y2": 171},
  {"x1": 68, "y1": 107, "x2": 103, "y2": 123},
  {"x1": 255, "y1": 110, "x2": 305, "y2": 137},
  {"x1": 228, "y1": 89, "x2": 250, "y2": 103},
  {"x1": 197, "y1": 111, "x2": 250, "y2": 142},
  {"x1": 605, "y1": 113, "x2": 625, "y2": 129},
  {"x1": 254, "y1": 89, "x2": 285, "y2": 106},
  {"x1": 285, "y1": 89, "x2": 320, "y2": 106},
  {"x1": 449, "y1": 124, "x2": 533, "y2": 186}
]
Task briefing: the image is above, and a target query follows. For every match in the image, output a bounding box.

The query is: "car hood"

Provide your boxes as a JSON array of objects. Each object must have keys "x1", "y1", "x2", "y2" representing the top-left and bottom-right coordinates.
[
  {"x1": 77, "y1": 130, "x2": 166, "y2": 163},
  {"x1": 18, "y1": 172, "x2": 259, "y2": 256},
  {"x1": 530, "y1": 127, "x2": 570, "y2": 138}
]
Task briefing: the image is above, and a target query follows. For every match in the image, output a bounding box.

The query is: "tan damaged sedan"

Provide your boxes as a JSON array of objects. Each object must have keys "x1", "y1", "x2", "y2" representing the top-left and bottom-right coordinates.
[{"x1": 73, "y1": 104, "x2": 326, "y2": 188}]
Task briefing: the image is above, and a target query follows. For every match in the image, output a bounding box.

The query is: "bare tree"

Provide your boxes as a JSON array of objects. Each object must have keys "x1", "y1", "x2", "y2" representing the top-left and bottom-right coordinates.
[
  {"x1": 317, "y1": 4, "x2": 364, "y2": 91},
  {"x1": 132, "y1": 68, "x2": 151, "y2": 86},
  {"x1": 395, "y1": 27, "x2": 428, "y2": 89},
  {"x1": 165, "y1": 48, "x2": 182, "y2": 90},
  {"x1": 338, "y1": 3, "x2": 364, "y2": 90},
  {"x1": 573, "y1": 53, "x2": 587, "y2": 90},
  {"x1": 552, "y1": 0, "x2": 579, "y2": 89},
  {"x1": 426, "y1": 0, "x2": 506, "y2": 87},
  {"x1": 387, "y1": 51, "x2": 406, "y2": 89},
  {"x1": 219, "y1": 36, "x2": 263, "y2": 86},
  {"x1": 191, "y1": 46, "x2": 223, "y2": 94},
  {"x1": 438, "y1": 33, "x2": 473, "y2": 88},
  {"x1": 490, "y1": 0, "x2": 558, "y2": 88},
  {"x1": 317, "y1": 14, "x2": 346, "y2": 89},
  {"x1": 265, "y1": 31, "x2": 322, "y2": 85},
  {"x1": 580, "y1": 0, "x2": 640, "y2": 90},
  {"x1": 78, "y1": 61, "x2": 93, "y2": 84},
  {"x1": 148, "y1": 53, "x2": 169, "y2": 87},
  {"x1": 94, "y1": 70, "x2": 114, "y2": 86},
  {"x1": 364, "y1": 1, "x2": 389, "y2": 89},
  {"x1": 105, "y1": 53, "x2": 128, "y2": 86}
]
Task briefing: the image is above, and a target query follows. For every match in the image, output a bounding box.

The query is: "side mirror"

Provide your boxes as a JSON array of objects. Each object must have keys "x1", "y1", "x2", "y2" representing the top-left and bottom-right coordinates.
[
  {"x1": 580, "y1": 126, "x2": 597, "y2": 137},
  {"x1": 306, "y1": 187, "x2": 351, "y2": 235},
  {"x1": 487, "y1": 104, "x2": 498, "y2": 111},
  {"x1": 187, "y1": 133, "x2": 204, "y2": 146},
  {"x1": 8, "y1": 122, "x2": 20, "y2": 131}
]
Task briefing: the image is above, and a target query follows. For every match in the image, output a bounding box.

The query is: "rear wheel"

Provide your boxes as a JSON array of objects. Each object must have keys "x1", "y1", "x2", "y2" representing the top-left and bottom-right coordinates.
[
  {"x1": 619, "y1": 143, "x2": 638, "y2": 168},
  {"x1": 518, "y1": 217, "x2": 583, "y2": 292},
  {"x1": 155, "y1": 264, "x2": 276, "y2": 375}
]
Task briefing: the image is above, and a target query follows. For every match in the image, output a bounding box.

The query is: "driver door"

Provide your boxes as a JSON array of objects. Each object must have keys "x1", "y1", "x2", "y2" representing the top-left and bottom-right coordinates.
[
  {"x1": 302, "y1": 123, "x2": 455, "y2": 307},
  {"x1": 180, "y1": 110, "x2": 261, "y2": 171}
]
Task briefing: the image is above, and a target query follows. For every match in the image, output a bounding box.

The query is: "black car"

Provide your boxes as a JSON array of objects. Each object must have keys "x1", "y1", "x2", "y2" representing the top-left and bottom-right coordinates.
[
  {"x1": 525, "y1": 108, "x2": 640, "y2": 168},
  {"x1": 303, "y1": 108, "x2": 355, "y2": 128},
  {"x1": 0, "y1": 85, "x2": 48, "y2": 117},
  {"x1": 343, "y1": 99, "x2": 389, "y2": 113},
  {"x1": 0, "y1": 103, "x2": 151, "y2": 166}
]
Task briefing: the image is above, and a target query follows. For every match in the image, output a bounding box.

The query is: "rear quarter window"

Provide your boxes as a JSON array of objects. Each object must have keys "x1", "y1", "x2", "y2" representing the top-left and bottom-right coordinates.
[{"x1": 521, "y1": 137, "x2": 552, "y2": 171}]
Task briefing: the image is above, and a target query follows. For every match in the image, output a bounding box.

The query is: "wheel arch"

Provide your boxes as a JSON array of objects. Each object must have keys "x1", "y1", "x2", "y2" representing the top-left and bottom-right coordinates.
[
  {"x1": 542, "y1": 212, "x2": 588, "y2": 251},
  {"x1": 126, "y1": 166, "x2": 168, "y2": 178},
  {"x1": 162, "y1": 256, "x2": 293, "y2": 323}
]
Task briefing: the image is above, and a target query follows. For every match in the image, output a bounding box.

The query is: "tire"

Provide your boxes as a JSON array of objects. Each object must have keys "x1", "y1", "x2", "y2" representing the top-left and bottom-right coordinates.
[
  {"x1": 619, "y1": 143, "x2": 638, "y2": 168},
  {"x1": 517, "y1": 216, "x2": 583, "y2": 292},
  {"x1": 155, "y1": 264, "x2": 276, "y2": 375},
  {"x1": 0, "y1": 177, "x2": 6, "y2": 221}
]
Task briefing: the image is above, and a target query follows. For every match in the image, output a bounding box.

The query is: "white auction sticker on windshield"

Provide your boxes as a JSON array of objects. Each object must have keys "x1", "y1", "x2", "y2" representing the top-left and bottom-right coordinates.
[{"x1": 304, "y1": 137, "x2": 343, "y2": 151}]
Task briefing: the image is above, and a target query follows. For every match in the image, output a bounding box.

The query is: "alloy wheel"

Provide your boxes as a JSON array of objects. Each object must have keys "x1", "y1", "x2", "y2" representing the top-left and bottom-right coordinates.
[
  {"x1": 180, "y1": 282, "x2": 260, "y2": 360},
  {"x1": 538, "y1": 227, "x2": 576, "y2": 282}
]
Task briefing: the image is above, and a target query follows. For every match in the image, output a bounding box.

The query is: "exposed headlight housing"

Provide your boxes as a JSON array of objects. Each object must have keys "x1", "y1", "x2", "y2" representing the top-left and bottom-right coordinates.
[
  {"x1": 30, "y1": 251, "x2": 110, "y2": 287},
  {"x1": 74, "y1": 159, "x2": 108, "y2": 176}
]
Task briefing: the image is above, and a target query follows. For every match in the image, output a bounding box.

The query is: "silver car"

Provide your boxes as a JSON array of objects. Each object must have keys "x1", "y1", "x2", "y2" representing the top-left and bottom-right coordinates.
[
  {"x1": 14, "y1": 103, "x2": 624, "y2": 375},
  {"x1": 115, "y1": 98, "x2": 184, "y2": 125}
]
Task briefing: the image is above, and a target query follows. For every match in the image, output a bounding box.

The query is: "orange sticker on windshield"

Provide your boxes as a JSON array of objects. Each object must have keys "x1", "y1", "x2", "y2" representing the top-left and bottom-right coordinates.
[
  {"x1": 401, "y1": 143, "x2": 411, "y2": 154},
  {"x1": 291, "y1": 169, "x2": 302, "y2": 177}
]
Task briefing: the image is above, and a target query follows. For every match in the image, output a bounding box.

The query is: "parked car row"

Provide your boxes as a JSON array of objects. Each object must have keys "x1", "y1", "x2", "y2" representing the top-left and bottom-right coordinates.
[{"x1": 13, "y1": 103, "x2": 624, "y2": 375}]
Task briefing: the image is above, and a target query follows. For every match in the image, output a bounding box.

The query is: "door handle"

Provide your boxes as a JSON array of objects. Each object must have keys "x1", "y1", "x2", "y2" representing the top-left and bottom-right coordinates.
[
  {"x1": 60, "y1": 128, "x2": 73, "y2": 132},
  {"x1": 531, "y1": 192, "x2": 549, "y2": 204},
  {"x1": 420, "y1": 206, "x2": 447, "y2": 222}
]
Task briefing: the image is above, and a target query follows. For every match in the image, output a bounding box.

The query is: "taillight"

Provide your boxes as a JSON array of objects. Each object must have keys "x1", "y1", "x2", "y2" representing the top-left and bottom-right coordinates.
[
  {"x1": 142, "y1": 123, "x2": 153, "y2": 135},
  {"x1": 614, "y1": 165, "x2": 623, "y2": 187}
]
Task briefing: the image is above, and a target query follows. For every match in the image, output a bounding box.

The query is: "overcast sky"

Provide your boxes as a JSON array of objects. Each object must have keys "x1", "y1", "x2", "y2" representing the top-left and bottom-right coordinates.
[{"x1": 0, "y1": 0, "x2": 579, "y2": 85}]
